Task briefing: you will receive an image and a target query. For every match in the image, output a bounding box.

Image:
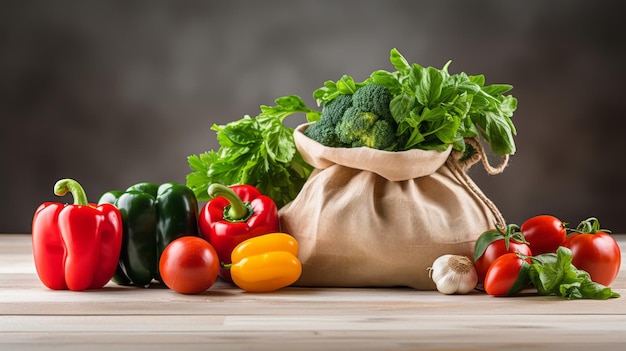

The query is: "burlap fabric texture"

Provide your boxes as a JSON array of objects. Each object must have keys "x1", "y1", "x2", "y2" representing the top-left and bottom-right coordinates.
[{"x1": 279, "y1": 123, "x2": 507, "y2": 290}]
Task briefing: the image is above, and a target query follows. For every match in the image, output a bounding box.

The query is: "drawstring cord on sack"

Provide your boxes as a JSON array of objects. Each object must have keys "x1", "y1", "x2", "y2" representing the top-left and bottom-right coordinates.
[
  {"x1": 453, "y1": 137, "x2": 509, "y2": 175},
  {"x1": 446, "y1": 137, "x2": 508, "y2": 227}
]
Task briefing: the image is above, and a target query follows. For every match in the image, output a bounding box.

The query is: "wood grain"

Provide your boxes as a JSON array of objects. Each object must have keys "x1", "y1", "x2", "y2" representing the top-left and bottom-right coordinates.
[{"x1": 1, "y1": 234, "x2": 625, "y2": 351}]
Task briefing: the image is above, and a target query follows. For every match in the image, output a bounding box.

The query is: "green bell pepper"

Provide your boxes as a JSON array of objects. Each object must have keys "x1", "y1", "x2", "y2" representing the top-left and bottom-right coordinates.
[{"x1": 98, "y1": 182, "x2": 199, "y2": 287}]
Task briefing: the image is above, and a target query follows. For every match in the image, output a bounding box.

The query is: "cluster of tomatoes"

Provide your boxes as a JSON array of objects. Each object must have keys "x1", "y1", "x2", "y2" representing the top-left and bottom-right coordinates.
[{"x1": 473, "y1": 215, "x2": 622, "y2": 296}]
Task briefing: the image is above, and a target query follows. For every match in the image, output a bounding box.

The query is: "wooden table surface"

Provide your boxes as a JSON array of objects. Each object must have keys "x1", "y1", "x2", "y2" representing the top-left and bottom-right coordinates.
[{"x1": 1, "y1": 234, "x2": 625, "y2": 351}]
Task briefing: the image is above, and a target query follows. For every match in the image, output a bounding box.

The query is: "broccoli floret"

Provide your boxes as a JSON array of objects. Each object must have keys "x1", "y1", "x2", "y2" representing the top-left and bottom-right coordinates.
[
  {"x1": 359, "y1": 119, "x2": 397, "y2": 150},
  {"x1": 335, "y1": 107, "x2": 396, "y2": 150},
  {"x1": 303, "y1": 119, "x2": 345, "y2": 147},
  {"x1": 306, "y1": 83, "x2": 397, "y2": 150},
  {"x1": 335, "y1": 108, "x2": 377, "y2": 144},
  {"x1": 351, "y1": 83, "x2": 393, "y2": 121},
  {"x1": 321, "y1": 93, "x2": 353, "y2": 125},
  {"x1": 303, "y1": 94, "x2": 353, "y2": 147},
  {"x1": 334, "y1": 83, "x2": 398, "y2": 151}
]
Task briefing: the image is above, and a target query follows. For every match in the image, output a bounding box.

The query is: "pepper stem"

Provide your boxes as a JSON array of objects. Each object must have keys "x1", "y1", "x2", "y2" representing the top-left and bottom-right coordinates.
[
  {"x1": 208, "y1": 184, "x2": 251, "y2": 221},
  {"x1": 54, "y1": 178, "x2": 89, "y2": 206}
]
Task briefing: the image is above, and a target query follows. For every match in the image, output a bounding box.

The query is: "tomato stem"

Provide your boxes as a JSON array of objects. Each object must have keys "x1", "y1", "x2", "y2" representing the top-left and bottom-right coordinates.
[
  {"x1": 496, "y1": 223, "x2": 528, "y2": 250},
  {"x1": 573, "y1": 217, "x2": 612, "y2": 234}
]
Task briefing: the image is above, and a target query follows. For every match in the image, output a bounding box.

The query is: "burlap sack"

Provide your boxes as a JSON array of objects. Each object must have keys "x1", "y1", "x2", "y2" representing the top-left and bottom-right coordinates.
[{"x1": 279, "y1": 123, "x2": 507, "y2": 290}]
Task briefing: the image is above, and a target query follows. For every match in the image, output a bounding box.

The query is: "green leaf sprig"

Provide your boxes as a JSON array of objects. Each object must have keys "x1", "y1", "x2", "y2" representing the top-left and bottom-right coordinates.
[
  {"x1": 528, "y1": 246, "x2": 620, "y2": 300},
  {"x1": 473, "y1": 223, "x2": 528, "y2": 262},
  {"x1": 186, "y1": 95, "x2": 318, "y2": 208}
]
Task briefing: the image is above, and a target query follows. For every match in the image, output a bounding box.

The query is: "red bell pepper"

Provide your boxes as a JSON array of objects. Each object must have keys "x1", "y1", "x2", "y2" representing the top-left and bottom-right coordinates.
[
  {"x1": 32, "y1": 179, "x2": 123, "y2": 291},
  {"x1": 199, "y1": 183, "x2": 279, "y2": 282}
]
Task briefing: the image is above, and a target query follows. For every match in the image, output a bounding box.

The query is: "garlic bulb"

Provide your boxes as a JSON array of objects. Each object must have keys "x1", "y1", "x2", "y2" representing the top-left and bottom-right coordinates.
[{"x1": 428, "y1": 254, "x2": 478, "y2": 295}]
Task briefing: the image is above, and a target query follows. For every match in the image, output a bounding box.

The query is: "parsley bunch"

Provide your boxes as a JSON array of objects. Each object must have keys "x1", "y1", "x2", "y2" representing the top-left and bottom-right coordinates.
[{"x1": 186, "y1": 96, "x2": 319, "y2": 208}]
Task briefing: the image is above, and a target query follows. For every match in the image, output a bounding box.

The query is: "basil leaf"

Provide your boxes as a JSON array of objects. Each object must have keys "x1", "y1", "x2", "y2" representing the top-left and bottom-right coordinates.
[
  {"x1": 416, "y1": 66, "x2": 444, "y2": 107},
  {"x1": 469, "y1": 74, "x2": 485, "y2": 86},
  {"x1": 529, "y1": 247, "x2": 620, "y2": 300},
  {"x1": 473, "y1": 229, "x2": 503, "y2": 262},
  {"x1": 389, "y1": 92, "x2": 416, "y2": 124},
  {"x1": 482, "y1": 83, "x2": 514, "y2": 96},
  {"x1": 336, "y1": 75, "x2": 358, "y2": 94},
  {"x1": 421, "y1": 106, "x2": 447, "y2": 122},
  {"x1": 313, "y1": 80, "x2": 340, "y2": 106},
  {"x1": 528, "y1": 252, "x2": 562, "y2": 294},
  {"x1": 434, "y1": 114, "x2": 461, "y2": 145},
  {"x1": 370, "y1": 70, "x2": 403, "y2": 95},
  {"x1": 387, "y1": 48, "x2": 517, "y2": 155},
  {"x1": 389, "y1": 48, "x2": 411, "y2": 73}
]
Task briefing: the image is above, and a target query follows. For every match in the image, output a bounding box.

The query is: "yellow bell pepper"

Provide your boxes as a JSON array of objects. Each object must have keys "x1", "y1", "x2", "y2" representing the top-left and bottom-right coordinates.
[{"x1": 227, "y1": 233, "x2": 302, "y2": 293}]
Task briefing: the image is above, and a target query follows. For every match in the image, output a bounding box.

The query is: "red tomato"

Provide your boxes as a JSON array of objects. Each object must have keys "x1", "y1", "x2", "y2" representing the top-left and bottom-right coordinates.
[
  {"x1": 159, "y1": 236, "x2": 220, "y2": 294},
  {"x1": 520, "y1": 215, "x2": 566, "y2": 255},
  {"x1": 484, "y1": 253, "x2": 531, "y2": 297},
  {"x1": 563, "y1": 232, "x2": 621, "y2": 286},
  {"x1": 475, "y1": 238, "x2": 532, "y2": 284}
]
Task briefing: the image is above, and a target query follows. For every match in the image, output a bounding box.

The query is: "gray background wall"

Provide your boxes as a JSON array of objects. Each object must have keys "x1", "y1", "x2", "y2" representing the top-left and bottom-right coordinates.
[{"x1": 2, "y1": 0, "x2": 625, "y2": 233}]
